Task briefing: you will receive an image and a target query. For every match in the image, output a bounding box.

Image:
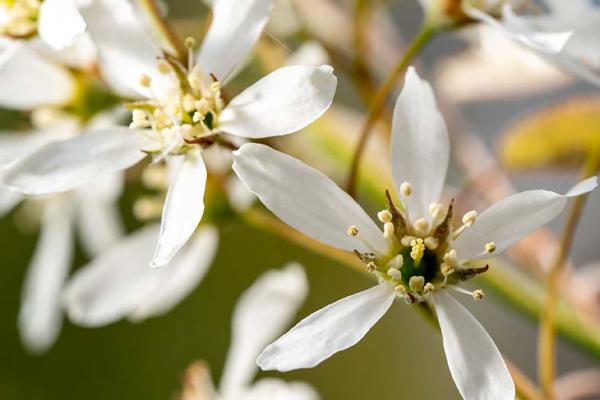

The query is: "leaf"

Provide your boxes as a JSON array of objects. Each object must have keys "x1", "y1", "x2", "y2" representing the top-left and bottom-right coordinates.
[{"x1": 500, "y1": 97, "x2": 600, "y2": 171}]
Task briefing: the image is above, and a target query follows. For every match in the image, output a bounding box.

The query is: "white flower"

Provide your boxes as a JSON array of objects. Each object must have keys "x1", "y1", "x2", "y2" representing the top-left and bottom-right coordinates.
[
  {"x1": 232, "y1": 67, "x2": 598, "y2": 399},
  {"x1": 463, "y1": 0, "x2": 600, "y2": 86},
  {"x1": 0, "y1": 113, "x2": 125, "y2": 354},
  {"x1": 0, "y1": 0, "x2": 85, "y2": 49},
  {"x1": 179, "y1": 264, "x2": 319, "y2": 400},
  {"x1": 62, "y1": 224, "x2": 218, "y2": 327},
  {"x1": 0, "y1": 0, "x2": 337, "y2": 269}
]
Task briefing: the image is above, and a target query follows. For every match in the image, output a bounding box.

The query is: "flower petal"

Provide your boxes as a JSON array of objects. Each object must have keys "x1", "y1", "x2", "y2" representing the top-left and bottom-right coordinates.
[
  {"x1": 242, "y1": 378, "x2": 319, "y2": 400},
  {"x1": 151, "y1": 150, "x2": 207, "y2": 268},
  {"x1": 0, "y1": 187, "x2": 22, "y2": 217},
  {"x1": 197, "y1": 0, "x2": 273, "y2": 81},
  {"x1": 19, "y1": 200, "x2": 75, "y2": 354},
  {"x1": 76, "y1": 173, "x2": 124, "y2": 256},
  {"x1": 390, "y1": 67, "x2": 449, "y2": 222},
  {"x1": 79, "y1": 0, "x2": 165, "y2": 98},
  {"x1": 233, "y1": 143, "x2": 388, "y2": 255},
  {"x1": 219, "y1": 65, "x2": 337, "y2": 139},
  {"x1": 220, "y1": 264, "x2": 309, "y2": 398},
  {"x1": 433, "y1": 291, "x2": 514, "y2": 400},
  {"x1": 1, "y1": 128, "x2": 148, "y2": 195},
  {"x1": 129, "y1": 226, "x2": 218, "y2": 321},
  {"x1": 257, "y1": 283, "x2": 395, "y2": 371},
  {"x1": 0, "y1": 42, "x2": 75, "y2": 109},
  {"x1": 38, "y1": 0, "x2": 86, "y2": 50},
  {"x1": 454, "y1": 177, "x2": 598, "y2": 261}
]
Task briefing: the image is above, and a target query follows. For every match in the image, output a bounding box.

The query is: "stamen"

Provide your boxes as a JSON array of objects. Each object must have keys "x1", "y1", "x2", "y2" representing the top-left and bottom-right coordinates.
[
  {"x1": 387, "y1": 268, "x2": 402, "y2": 280},
  {"x1": 401, "y1": 235, "x2": 416, "y2": 247},
  {"x1": 157, "y1": 59, "x2": 172, "y2": 74},
  {"x1": 185, "y1": 37, "x2": 196, "y2": 71},
  {"x1": 395, "y1": 284, "x2": 408, "y2": 296},
  {"x1": 473, "y1": 289, "x2": 485, "y2": 300},
  {"x1": 462, "y1": 210, "x2": 478, "y2": 227},
  {"x1": 377, "y1": 210, "x2": 392, "y2": 223},
  {"x1": 450, "y1": 286, "x2": 485, "y2": 300},
  {"x1": 383, "y1": 222, "x2": 395, "y2": 239},
  {"x1": 410, "y1": 238, "x2": 425, "y2": 265},
  {"x1": 139, "y1": 74, "x2": 152, "y2": 88},
  {"x1": 424, "y1": 282, "x2": 435, "y2": 294},
  {"x1": 440, "y1": 263, "x2": 454, "y2": 276},
  {"x1": 484, "y1": 241, "x2": 496, "y2": 253},
  {"x1": 409, "y1": 276, "x2": 425, "y2": 292},
  {"x1": 413, "y1": 218, "x2": 429, "y2": 235},
  {"x1": 429, "y1": 202, "x2": 445, "y2": 220},
  {"x1": 400, "y1": 181, "x2": 413, "y2": 197},
  {"x1": 443, "y1": 249, "x2": 458, "y2": 266},
  {"x1": 388, "y1": 254, "x2": 404, "y2": 269},
  {"x1": 423, "y1": 236, "x2": 438, "y2": 250},
  {"x1": 366, "y1": 262, "x2": 377, "y2": 272},
  {"x1": 346, "y1": 225, "x2": 359, "y2": 237}
]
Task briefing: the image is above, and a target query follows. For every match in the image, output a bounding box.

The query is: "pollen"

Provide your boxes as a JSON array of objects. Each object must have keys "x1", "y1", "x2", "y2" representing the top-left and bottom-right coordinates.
[
  {"x1": 400, "y1": 181, "x2": 413, "y2": 197},
  {"x1": 139, "y1": 74, "x2": 152, "y2": 88},
  {"x1": 410, "y1": 238, "x2": 425, "y2": 265},
  {"x1": 485, "y1": 241, "x2": 496, "y2": 253},
  {"x1": 347, "y1": 225, "x2": 359, "y2": 237},
  {"x1": 366, "y1": 262, "x2": 376, "y2": 272}
]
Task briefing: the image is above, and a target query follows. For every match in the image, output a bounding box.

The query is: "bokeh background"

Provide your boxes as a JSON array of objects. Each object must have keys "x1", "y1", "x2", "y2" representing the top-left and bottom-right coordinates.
[{"x1": 1, "y1": 0, "x2": 599, "y2": 399}]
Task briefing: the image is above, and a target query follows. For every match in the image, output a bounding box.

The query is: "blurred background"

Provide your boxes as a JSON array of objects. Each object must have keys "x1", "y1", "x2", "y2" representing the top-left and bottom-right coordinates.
[{"x1": 1, "y1": 0, "x2": 599, "y2": 399}]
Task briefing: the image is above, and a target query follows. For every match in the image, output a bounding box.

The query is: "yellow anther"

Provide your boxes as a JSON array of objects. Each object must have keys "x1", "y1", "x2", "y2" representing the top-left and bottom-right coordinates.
[
  {"x1": 424, "y1": 282, "x2": 435, "y2": 293},
  {"x1": 182, "y1": 93, "x2": 197, "y2": 113},
  {"x1": 395, "y1": 285, "x2": 408, "y2": 296},
  {"x1": 472, "y1": 289, "x2": 485, "y2": 300},
  {"x1": 401, "y1": 235, "x2": 416, "y2": 247},
  {"x1": 410, "y1": 238, "x2": 425, "y2": 265},
  {"x1": 377, "y1": 210, "x2": 393, "y2": 223},
  {"x1": 210, "y1": 81, "x2": 221, "y2": 93},
  {"x1": 413, "y1": 218, "x2": 429, "y2": 233},
  {"x1": 429, "y1": 203, "x2": 445, "y2": 220},
  {"x1": 424, "y1": 236, "x2": 438, "y2": 250},
  {"x1": 389, "y1": 254, "x2": 404, "y2": 269},
  {"x1": 347, "y1": 225, "x2": 359, "y2": 237},
  {"x1": 139, "y1": 74, "x2": 152, "y2": 88},
  {"x1": 195, "y1": 98, "x2": 209, "y2": 114},
  {"x1": 383, "y1": 222, "x2": 395, "y2": 239},
  {"x1": 484, "y1": 242, "x2": 496, "y2": 253},
  {"x1": 462, "y1": 210, "x2": 478, "y2": 227},
  {"x1": 157, "y1": 59, "x2": 172, "y2": 74},
  {"x1": 185, "y1": 37, "x2": 197, "y2": 48},
  {"x1": 409, "y1": 276, "x2": 425, "y2": 292},
  {"x1": 387, "y1": 268, "x2": 402, "y2": 280},
  {"x1": 443, "y1": 249, "x2": 458, "y2": 266},
  {"x1": 440, "y1": 263, "x2": 454, "y2": 276},
  {"x1": 400, "y1": 181, "x2": 413, "y2": 197},
  {"x1": 366, "y1": 262, "x2": 377, "y2": 272}
]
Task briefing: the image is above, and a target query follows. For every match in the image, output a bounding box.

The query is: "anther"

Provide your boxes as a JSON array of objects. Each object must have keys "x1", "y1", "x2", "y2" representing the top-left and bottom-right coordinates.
[
  {"x1": 410, "y1": 238, "x2": 425, "y2": 265},
  {"x1": 139, "y1": 74, "x2": 152, "y2": 88},
  {"x1": 462, "y1": 210, "x2": 478, "y2": 227},
  {"x1": 347, "y1": 225, "x2": 359, "y2": 237},
  {"x1": 401, "y1": 235, "x2": 416, "y2": 247},
  {"x1": 429, "y1": 203, "x2": 445, "y2": 220},
  {"x1": 440, "y1": 263, "x2": 454, "y2": 276},
  {"x1": 366, "y1": 262, "x2": 377, "y2": 272},
  {"x1": 424, "y1": 282, "x2": 435, "y2": 294},
  {"x1": 395, "y1": 285, "x2": 408, "y2": 296},
  {"x1": 182, "y1": 94, "x2": 196, "y2": 113},
  {"x1": 388, "y1": 254, "x2": 404, "y2": 269},
  {"x1": 383, "y1": 222, "x2": 395, "y2": 239},
  {"x1": 387, "y1": 268, "x2": 402, "y2": 281},
  {"x1": 424, "y1": 236, "x2": 438, "y2": 250},
  {"x1": 157, "y1": 59, "x2": 172, "y2": 74},
  {"x1": 400, "y1": 181, "x2": 412, "y2": 197},
  {"x1": 413, "y1": 218, "x2": 429, "y2": 234},
  {"x1": 484, "y1": 241, "x2": 496, "y2": 253},
  {"x1": 473, "y1": 289, "x2": 485, "y2": 300},
  {"x1": 377, "y1": 210, "x2": 393, "y2": 223},
  {"x1": 443, "y1": 249, "x2": 458, "y2": 266},
  {"x1": 185, "y1": 37, "x2": 196, "y2": 48},
  {"x1": 409, "y1": 276, "x2": 425, "y2": 292}
]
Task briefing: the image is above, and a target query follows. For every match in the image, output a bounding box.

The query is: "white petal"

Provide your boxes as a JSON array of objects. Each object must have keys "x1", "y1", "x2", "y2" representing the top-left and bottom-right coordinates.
[
  {"x1": 233, "y1": 143, "x2": 388, "y2": 255},
  {"x1": 129, "y1": 226, "x2": 218, "y2": 321},
  {"x1": 220, "y1": 264, "x2": 309, "y2": 398},
  {"x1": 285, "y1": 41, "x2": 330, "y2": 67},
  {"x1": 63, "y1": 225, "x2": 163, "y2": 327},
  {"x1": 151, "y1": 150, "x2": 207, "y2": 268},
  {"x1": 242, "y1": 379, "x2": 319, "y2": 400},
  {"x1": 219, "y1": 65, "x2": 337, "y2": 139},
  {"x1": 1, "y1": 128, "x2": 148, "y2": 195},
  {"x1": 433, "y1": 292, "x2": 515, "y2": 400},
  {"x1": 257, "y1": 283, "x2": 395, "y2": 371},
  {"x1": 76, "y1": 173, "x2": 124, "y2": 256},
  {"x1": 79, "y1": 0, "x2": 165, "y2": 98},
  {"x1": 224, "y1": 174, "x2": 256, "y2": 213},
  {"x1": 390, "y1": 67, "x2": 449, "y2": 222},
  {"x1": 197, "y1": 0, "x2": 273, "y2": 81},
  {"x1": 38, "y1": 0, "x2": 86, "y2": 50},
  {"x1": 454, "y1": 177, "x2": 598, "y2": 260},
  {"x1": 0, "y1": 42, "x2": 75, "y2": 109},
  {"x1": 19, "y1": 200, "x2": 75, "y2": 354},
  {"x1": 0, "y1": 187, "x2": 22, "y2": 217}
]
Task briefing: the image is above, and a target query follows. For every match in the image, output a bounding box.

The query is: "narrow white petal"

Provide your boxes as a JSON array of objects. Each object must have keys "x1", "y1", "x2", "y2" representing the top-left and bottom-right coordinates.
[
  {"x1": 79, "y1": 0, "x2": 166, "y2": 98},
  {"x1": 38, "y1": 0, "x2": 86, "y2": 50},
  {"x1": 0, "y1": 42, "x2": 75, "y2": 109},
  {"x1": 242, "y1": 378, "x2": 319, "y2": 400},
  {"x1": 433, "y1": 292, "x2": 515, "y2": 400},
  {"x1": 391, "y1": 67, "x2": 449, "y2": 222},
  {"x1": 219, "y1": 65, "x2": 337, "y2": 139},
  {"x1": 76, "y1": 173, "x2": 124, "y2": 256},
  {"x1": 257, "y1": 283, "x2": 395, "y2": 371},
  {"x1": 220, "y1": 264, "x2": 309, "y2": 398},
  {"x1": 197, "y1": 0, "x2": 273, "y2": 81},
  {"x1": 0, "y1": 187, "x2": 22, "y2": 217},
  {"x1": 233, "y1": 144, "x2": 388, "y2": 255},
  {"x1": 1, "y1": 128, "x2": 148, "y2": 195},
  {"x1": 151, "y1": 150, "x2": 207, "y2": 268},
  {"x1": 129, "y1": 226, "x2": 218, "y2": 321},
  {"x1": 63, "y1": 225, "x2": 163, "y2": 327},
  {"x1": 19, "y1": 200, "x2": 75, "y2": 354},
  {"x1": 454, "y1": 177, "x2": 598, "y2": 260}
]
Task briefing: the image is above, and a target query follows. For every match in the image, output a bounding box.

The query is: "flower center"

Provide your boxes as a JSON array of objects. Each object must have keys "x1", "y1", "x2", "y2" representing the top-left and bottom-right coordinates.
[
  {"x1": 127, "y1": 38, "x2": 225, "y2": 158},
  {"x1": 0, "y1": 0, "x2": 41, "y2": 39}
]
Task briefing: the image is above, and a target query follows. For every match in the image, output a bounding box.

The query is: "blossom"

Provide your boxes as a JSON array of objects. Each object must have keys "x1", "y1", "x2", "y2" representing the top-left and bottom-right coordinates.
[
  {"x1": 0, "y1": 0, "x2": 85, "y2": 49},
  {"x1": 0, "y1": 0, "x2": 337, "y2": 269},
  {"x1": 462, "y1": 0, "x2": 600, "y2": 86},
  {"x1": 178, "y1": 264, "x2": 318, "y2": 400},
  {"x1": 232, "y1": 67, "x2": 598, "y2": 399}
]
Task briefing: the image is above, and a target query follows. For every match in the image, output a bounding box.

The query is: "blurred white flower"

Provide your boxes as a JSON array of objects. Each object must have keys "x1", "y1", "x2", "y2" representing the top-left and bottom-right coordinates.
[
  {"x1": 463, "y1": 0, "x2": 600, "y2": 86},
  {"x1": 62, "y1": 224, "x2": 218, "y2": 327},
  {"x1": 0, "y1": 0, "x2": 85, "y2": 50},
  {"x1": 233, "y1": 67, "x2": 598, "y2": 399},
  {"x1": 0, "y1": 0, "x2": 337, "y2": 269},
  {"x1": 179, "y1": 264, "x2": 319, "y2": 400}
]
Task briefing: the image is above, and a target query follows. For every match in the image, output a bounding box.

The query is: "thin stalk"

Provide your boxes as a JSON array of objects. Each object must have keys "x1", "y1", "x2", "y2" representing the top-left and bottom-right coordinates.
[
  {"x1": 136, "y1": 0, "x2": 187, "y2": 63},
  {"x1": 346, "y1": 23, "x2": 439, "y2": 196},
  {"x1": 538, "y1": 152, "x2": 600, "y2": 399}
]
